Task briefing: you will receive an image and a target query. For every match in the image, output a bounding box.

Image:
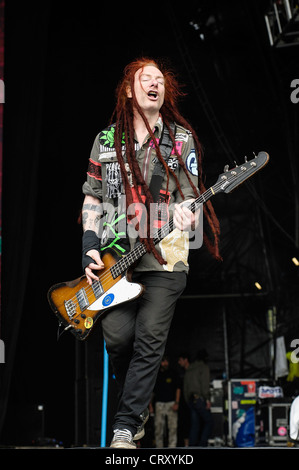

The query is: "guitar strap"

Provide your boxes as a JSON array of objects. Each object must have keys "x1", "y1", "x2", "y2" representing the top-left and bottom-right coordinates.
[{"x1": 149, "y1": 122, "x2": 176, "y2": 202}]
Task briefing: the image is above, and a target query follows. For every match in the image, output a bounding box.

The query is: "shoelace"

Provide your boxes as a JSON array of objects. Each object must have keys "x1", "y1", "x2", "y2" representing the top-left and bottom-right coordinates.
[{"x1": 113, "y1": 429, "x2": 133, "y2": 443}]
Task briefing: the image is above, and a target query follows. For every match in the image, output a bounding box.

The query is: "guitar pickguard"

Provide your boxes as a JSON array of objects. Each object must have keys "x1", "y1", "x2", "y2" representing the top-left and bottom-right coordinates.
[{"x1": 87, "y1": 276, "x2": 143, "y2": 311}]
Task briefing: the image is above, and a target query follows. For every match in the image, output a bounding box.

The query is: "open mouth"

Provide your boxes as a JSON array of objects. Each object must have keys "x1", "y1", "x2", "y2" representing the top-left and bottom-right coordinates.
[{"x1": 147, "y1": 90, "x2": 158, "y2": 99}]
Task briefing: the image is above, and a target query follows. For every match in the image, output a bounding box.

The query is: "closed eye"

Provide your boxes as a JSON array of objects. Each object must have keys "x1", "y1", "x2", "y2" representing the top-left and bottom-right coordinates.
[{"x1": 140, "y1": 73, "x2": 165, "y2": 85}]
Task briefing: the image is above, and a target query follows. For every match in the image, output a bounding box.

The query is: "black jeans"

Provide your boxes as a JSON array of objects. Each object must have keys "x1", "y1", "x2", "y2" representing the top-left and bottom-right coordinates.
[
  {"x1": 188, "y1": 397, "x2": 213, "y2": 446},
  {"x1": 101, "y1": 270, "x2": 187, "y2": 435}
]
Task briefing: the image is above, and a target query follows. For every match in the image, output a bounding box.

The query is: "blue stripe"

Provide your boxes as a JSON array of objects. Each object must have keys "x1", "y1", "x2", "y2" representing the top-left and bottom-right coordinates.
[{"x1": 100, "y1": 341, "x2": 109, "y2": 447}]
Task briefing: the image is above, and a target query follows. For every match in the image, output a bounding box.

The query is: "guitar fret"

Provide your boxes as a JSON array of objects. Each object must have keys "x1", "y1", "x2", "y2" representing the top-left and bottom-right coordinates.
[{"x1": 111, "y1": 243, "x2": 147, "y2": 279}]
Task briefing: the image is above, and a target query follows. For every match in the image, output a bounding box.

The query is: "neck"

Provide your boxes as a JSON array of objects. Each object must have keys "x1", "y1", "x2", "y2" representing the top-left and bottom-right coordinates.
[{"x1": 133, "y1": 110, "x2": 159, "y2": 147}]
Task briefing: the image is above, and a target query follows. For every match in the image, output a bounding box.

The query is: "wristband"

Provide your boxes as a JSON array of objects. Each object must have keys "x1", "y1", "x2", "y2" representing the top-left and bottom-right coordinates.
[{"x1": 82, "y1": 230, "x2": 101, "y2": 271}]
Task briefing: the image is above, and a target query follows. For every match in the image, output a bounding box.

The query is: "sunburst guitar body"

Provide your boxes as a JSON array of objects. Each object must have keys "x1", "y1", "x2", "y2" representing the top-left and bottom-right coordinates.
[{"x1": 47, "y1": 250, "x2": 144, "y2": 340}]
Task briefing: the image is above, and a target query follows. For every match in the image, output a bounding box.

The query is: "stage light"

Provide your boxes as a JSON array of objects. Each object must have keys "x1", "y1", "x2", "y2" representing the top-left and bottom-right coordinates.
[
  {"x1": 292, "y1": 257, "x2": 299, "y2": 266},
  {"x1": 255, "y1": 282, "x2": 262, "y2": 290}
]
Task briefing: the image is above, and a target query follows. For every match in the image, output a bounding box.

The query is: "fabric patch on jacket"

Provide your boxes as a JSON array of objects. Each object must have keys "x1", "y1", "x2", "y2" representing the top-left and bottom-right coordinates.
[
  {"x1": 98, "y1": 125, "x2": 125, "y2": 149},
  {"x1": 87, "y1": 159, "x2": 102, "y2": 180},
  {"x1": 106, "y1": 162, "x2": 122, "y2": 198},
  {"x1": 186, "y1": 149, "x2": 198, "y2": 176}
]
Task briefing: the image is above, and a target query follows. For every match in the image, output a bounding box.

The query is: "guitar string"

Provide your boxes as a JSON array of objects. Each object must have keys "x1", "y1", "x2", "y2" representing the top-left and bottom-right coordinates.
[{"x1": 66, "y1": 162, "x2": 261, "y2": 315}]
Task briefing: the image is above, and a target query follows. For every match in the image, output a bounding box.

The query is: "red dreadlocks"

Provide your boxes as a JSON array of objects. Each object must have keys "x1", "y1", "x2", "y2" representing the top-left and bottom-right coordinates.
[{"x1": 110, "y1": 57, "x2": 221, "y2": 263}]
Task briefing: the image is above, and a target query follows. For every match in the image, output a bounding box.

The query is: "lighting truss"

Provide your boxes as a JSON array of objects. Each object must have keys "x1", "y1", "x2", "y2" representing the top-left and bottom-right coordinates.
[{"x1": 265, "y1": 0, "x2": 299, "y2": 47}]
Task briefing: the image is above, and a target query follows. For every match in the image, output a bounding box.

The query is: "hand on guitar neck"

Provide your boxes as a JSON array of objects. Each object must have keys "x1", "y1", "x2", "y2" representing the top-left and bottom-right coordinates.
[{"x1": 173, "y1": 199, "x2": 200, "y2": 232}]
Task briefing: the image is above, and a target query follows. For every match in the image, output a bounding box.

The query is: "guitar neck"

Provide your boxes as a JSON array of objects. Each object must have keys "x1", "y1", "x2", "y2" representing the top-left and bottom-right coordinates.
[
  {"x1": 153, "y1": 188, "x2": 214, "y2": 245},
  {"x1": 111, "y1": 186, "x2": 214, "y2": 279}
]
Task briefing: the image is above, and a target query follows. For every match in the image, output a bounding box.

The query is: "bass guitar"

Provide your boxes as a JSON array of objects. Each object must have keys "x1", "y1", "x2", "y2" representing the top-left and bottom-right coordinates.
[{"x1": 47, "y1": 151, "x2": 269, "y2": 340}]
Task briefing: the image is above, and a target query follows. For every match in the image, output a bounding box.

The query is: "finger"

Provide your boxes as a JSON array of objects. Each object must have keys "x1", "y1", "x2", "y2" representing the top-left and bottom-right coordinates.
[
  {"x1": 177, "y1": 208, "x2": 190, "y2": 229},
  {"x1": 175, "y1": 218, "x2": 185, "y2": 231},
  {"x1": 89, "y1": 261, "x2": 104, "y2": 270},
  {"x1": 174, "y1": 205, "x2": 184, "y2": 229},
  {"x1": 173, "y1": 211, "x2": 183, "y2": 230},
  {"x1": 174, "y1": 209, "x2": 194, "y2": 231},
  {"x1": 85, "y1": 267, "x2": 100, "y2": 285},
  {"x1": 91, "y1": 253, "x2": 104, "y2": 266},
  {"x1": 181, "y1": 206, "x2": 194, "y2": 221}
]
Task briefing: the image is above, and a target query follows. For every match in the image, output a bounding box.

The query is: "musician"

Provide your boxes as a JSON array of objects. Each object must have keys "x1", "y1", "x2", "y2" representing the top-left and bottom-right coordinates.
[{"x1": 81, "y1": 57, "x2": 220, "y2": 448}]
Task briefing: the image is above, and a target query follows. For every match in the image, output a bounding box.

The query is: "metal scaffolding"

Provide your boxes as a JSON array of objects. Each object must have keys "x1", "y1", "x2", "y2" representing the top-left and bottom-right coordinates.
[{"x1": 265, "y1": 0, "x2": 299, "y2": 48}]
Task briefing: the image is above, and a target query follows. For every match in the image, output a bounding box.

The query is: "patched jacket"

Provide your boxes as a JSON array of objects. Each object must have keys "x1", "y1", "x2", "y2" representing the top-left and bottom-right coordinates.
[{"x1": 82, "y1": 117, "x2": 199, "y2": 273}]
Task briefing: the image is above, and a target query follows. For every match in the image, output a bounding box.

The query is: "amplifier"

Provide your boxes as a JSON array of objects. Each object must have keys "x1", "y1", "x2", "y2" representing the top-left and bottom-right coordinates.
[{"x1": 268, "y1": 402, "x2": 291, "y2": 446}]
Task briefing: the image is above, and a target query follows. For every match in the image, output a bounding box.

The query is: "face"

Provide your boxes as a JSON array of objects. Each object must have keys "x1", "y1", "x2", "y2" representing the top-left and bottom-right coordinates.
[
  {"x1": 128, "y1": 65, "x2": 165, "y2": 115},
  {"x1": 178, "y1": 357, "x2": 187, "y2": 369},
  {"x1": 161, "y1": 357, "x2": 169, "y2": 370}
]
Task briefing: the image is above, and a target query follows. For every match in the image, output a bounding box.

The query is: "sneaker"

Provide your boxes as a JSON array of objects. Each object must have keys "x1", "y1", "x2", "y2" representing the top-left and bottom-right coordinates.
[
  {"x1": 110, "y1": 429, "x2": 137, "y2": 449},
  {"x1": 133, "y1": 408, "x2": 149, "y2": 441}
]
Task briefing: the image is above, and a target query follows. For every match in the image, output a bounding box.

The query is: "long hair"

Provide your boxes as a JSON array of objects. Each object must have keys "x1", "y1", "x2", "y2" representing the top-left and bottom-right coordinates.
[{"x1": 111, "y1": 57, "x2": 221, "y2": 263}]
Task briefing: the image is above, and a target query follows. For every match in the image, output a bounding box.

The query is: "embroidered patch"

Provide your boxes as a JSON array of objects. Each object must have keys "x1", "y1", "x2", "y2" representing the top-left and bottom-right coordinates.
[
  {"x1": 99, "y1": 126, "x2": 125, "y2": 148},
  {"x1": 87, "y1": 159, "x2": 102, "y2": 180},
  {"x1": 175, "y1": 132, "x2": 188, "y2": 143},
  {"x1": 186, "y1": 150, "x2": 198, "y2": 176}
]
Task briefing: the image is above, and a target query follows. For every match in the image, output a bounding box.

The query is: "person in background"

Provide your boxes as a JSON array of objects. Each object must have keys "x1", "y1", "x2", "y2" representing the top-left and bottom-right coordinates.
[
  {"x1": 178, "y1": 349, "x2": 213, "y2": 446},
  {"x1": 151, "y1": 355, "x2": 181, "y2": 447},
  {"x1": 177, "y1": 352, "x2": 191, "y2": 446}
]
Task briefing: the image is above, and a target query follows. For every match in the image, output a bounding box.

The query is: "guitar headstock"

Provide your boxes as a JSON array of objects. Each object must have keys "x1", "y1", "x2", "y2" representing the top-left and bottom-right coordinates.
[{"x1": 213, "y1": 151, "x2": 269, "y2": 194}]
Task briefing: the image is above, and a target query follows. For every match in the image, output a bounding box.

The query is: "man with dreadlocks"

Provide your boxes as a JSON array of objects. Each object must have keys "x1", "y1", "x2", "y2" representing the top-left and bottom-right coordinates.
[{"x1": 81, "y1": 58, "x2": 220, "y2": 448}]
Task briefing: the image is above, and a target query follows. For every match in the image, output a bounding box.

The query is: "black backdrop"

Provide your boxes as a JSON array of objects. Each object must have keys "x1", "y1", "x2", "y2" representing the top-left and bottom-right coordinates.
[{"x1": 0, "y1": 0, "x2": 298, "y2": 447}]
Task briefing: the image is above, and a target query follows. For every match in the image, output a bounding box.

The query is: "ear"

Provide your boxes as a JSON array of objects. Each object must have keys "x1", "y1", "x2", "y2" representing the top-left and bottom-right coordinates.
[{"x1": 126, "y1": 85, "x2": 132, "y2": 98}]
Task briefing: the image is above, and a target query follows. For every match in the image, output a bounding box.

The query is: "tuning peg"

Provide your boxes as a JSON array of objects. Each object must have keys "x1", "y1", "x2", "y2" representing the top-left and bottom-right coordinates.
[
  {"x1": 253, "y1": 151, "x2": 257, "y2": 158},
  {"x1": 224, "y1": 164, "x2": 229, "y2": 172},
  {"x1": 234, "y1": 161, "x2": 238, "y2": 167},
  {"x1": 244, "y1": 156, "x2": 248, "y2": 162}
]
